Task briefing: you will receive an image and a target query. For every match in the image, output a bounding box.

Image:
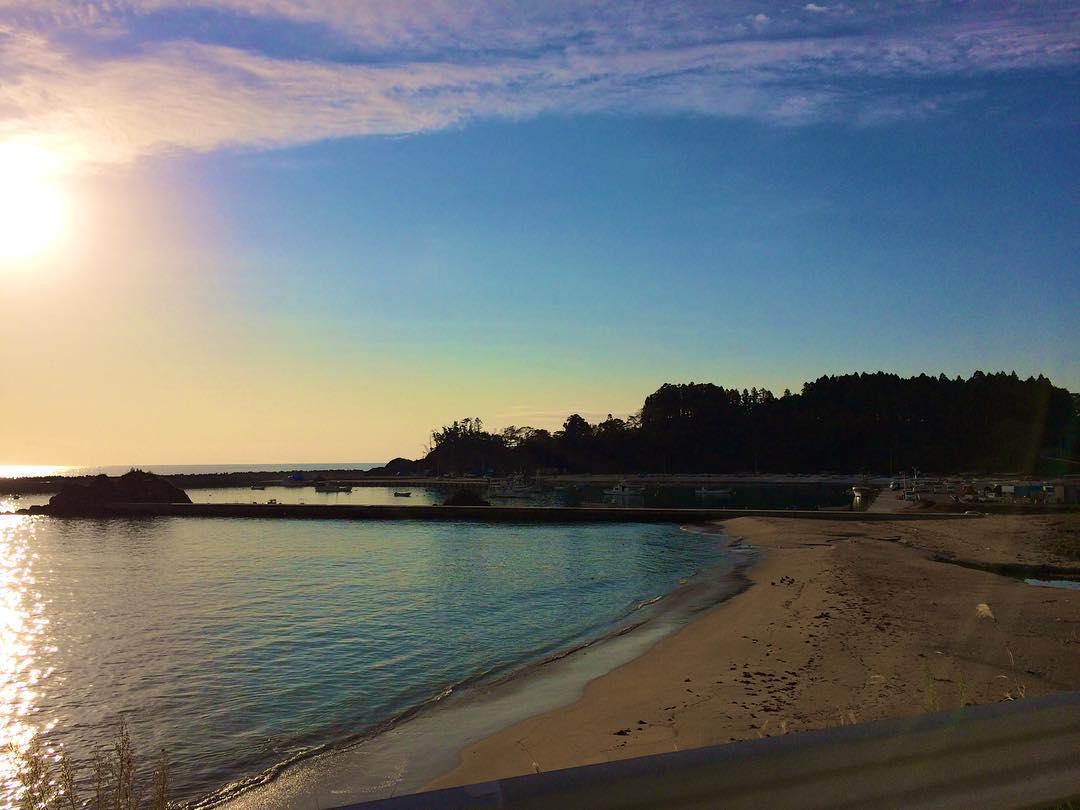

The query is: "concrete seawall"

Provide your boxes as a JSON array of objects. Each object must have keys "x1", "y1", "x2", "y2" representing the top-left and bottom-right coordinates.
[
  {"x1": 85, "y1": 503, "x2": 974, "y2": 523},
  {"x1": 335, "y1": 690, "x2": 1080, "y2": 810}
]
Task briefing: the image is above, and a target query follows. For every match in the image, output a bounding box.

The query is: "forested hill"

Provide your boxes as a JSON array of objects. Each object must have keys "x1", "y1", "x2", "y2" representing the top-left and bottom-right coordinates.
[{"x1": 384, "y1": 372, "x2": 1077, "y2": 476}]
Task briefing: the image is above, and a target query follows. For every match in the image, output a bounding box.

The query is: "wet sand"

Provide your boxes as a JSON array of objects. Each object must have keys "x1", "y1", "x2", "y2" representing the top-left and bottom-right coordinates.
[{"x1": 427, "y1": 513, "x2": 1080, "y2": 790}]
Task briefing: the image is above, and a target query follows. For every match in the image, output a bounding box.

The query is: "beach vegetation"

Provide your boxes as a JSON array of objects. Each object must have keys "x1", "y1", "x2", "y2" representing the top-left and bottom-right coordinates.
[
  {"x1": 922, "y1": 665, "x2": 941, "y2": 713},
  {"x1": 999, "y1": 647, "x2": 1028, "y2": 702},
  {"x1": 956, "y1": 674, "x2": 970, "y2": 708},
  {"x1": 999, "y1": 677, "x2": 1027, "y2": 702},
  {"x1": 9, "y1": 720, "x2": 170, "y2": 810}
]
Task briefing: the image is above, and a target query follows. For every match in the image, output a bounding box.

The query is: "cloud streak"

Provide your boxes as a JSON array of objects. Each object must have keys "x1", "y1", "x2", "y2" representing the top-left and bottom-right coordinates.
[{"x1": 0, "y1": 1, "x2": 1076, "y2": 167}]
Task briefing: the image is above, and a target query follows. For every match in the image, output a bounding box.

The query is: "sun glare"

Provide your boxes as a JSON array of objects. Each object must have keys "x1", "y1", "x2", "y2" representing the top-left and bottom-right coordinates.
[{"x1": 0, "y1": 143, "x2": 67, "y2": 266}]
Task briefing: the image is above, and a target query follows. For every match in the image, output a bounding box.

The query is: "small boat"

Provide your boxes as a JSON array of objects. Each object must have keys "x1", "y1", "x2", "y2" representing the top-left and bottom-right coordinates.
[
  {"x1": 267, "y1": 498, "x2": 278, "y2": 505},
  {"x1": 393, "y1": 491, "x2": 412, "y2": 497},
  {"x1": 488, "y1": 477, "x2": 538, "y2": 498},
  {"x1": 604, "y1": 481, "x2": 645, "y2": 497},
  {"x1": 696, "y1": 487, "x2": 734, "y2": 497},
  {"x1": 250, "y1": 485, "x2": 266, "y2": 490},
  {"x1": 314, "y1": 482, "x2": 353, "y2": 493}
]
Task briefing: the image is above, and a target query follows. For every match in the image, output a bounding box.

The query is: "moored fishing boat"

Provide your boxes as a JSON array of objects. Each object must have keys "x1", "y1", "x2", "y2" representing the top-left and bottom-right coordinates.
[{"x1": 314, "y1": 482, "x2": 353, "y2": 493}]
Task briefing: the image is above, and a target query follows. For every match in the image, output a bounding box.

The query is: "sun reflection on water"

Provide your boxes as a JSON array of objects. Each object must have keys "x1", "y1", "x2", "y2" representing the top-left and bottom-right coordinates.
[{"x1": 0, "y1": 515, "x2": 50, "y2": 808}]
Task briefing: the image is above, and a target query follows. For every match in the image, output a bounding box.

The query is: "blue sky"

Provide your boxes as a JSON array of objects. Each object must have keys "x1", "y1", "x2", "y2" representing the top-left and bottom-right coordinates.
[
  {"x1": 178, "y1": 85, "x2": 1078, "y2": 388},
  {"x1": 0, "y1": 1, "x2": 1077, "y2": 462}
]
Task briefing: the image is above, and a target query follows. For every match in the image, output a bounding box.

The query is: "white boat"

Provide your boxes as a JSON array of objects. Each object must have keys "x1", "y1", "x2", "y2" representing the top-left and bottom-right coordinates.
[
  {"x1": 604, "y1": 481, "x2": 645, "y2": 497},
  {"x1": 314, "y1": 482, "x2": 353, "y2": 493},
  {"x1": 696, "y1": 487, "x2": 734, "y2": 497}
]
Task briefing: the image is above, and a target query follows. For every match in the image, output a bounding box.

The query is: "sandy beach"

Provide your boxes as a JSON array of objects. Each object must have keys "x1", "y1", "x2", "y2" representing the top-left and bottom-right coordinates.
[{"x1": 426, "y1": 512, "x2": 1080, "y2": 790}]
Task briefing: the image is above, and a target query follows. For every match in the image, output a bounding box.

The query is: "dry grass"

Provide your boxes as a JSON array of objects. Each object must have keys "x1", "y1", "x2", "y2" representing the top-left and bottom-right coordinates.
[
  {"x1": 9, "y1": 720, "x2": 169, "y2": 810},
  {"x1": 1000, "y1": 647, "x2": 1028, "y2": 702},
  {"x1": 955, "y1": 673, "x2": 970, "y2": 708},
  {"x1": 922, "y1": 664, "x2": 941, "y2": 712}
]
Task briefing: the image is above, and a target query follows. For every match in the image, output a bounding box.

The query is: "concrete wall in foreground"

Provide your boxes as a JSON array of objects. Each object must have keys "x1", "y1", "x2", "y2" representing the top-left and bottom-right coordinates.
[{"x1": 334, "y1": 691, "x2": 1080, "y2": 810}]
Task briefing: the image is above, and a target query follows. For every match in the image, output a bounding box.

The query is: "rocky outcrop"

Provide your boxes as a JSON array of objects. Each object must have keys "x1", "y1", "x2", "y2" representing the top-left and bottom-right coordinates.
[{"x1": 32, "y1": 469, "x2": 192, "y2": 516}]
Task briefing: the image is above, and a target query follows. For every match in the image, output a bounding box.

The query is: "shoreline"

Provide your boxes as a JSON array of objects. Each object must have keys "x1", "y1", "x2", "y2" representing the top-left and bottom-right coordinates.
[
  {"x1": 211, "y1": 526, "x2": 752, "y2": 809},
  {"x1": 423, "y1": 513, "x2": 1080, "y2": 793}
]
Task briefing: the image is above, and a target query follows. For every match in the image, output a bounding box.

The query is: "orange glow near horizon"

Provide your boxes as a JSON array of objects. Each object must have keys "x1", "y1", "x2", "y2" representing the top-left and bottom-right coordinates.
[{"x1": 0, "y1": 467, "x2": 69, "y2": 480}]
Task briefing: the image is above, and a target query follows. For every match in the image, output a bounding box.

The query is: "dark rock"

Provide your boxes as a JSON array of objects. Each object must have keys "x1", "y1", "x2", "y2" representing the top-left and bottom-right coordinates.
[
  {"x1": 442, "y1": 489, "x2": 491, "y2": 507},
  {"x1": 34, "y1": 469, "x2": 191, "y2": 516}
]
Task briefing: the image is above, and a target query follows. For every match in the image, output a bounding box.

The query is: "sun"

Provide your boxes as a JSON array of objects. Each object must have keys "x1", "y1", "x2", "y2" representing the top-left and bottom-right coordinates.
[{"x1": 0, "y1": 143, "x2": 66, "y2": 265}]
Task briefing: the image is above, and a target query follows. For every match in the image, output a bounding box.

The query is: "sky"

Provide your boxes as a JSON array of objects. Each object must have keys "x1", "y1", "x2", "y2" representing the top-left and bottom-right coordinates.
[{"x1": 0, "y1": 0, "x2": 1077, "y2": 465}]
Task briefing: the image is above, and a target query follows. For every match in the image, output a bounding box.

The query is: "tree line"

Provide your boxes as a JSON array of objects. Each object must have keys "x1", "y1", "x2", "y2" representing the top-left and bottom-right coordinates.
[{"x1": 389, "y1": 372, "x2": 1077, "y2": 476}]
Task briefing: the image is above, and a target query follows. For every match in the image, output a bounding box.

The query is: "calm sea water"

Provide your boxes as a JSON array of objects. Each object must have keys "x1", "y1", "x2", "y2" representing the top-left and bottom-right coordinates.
[{"x1": 0, "y1": 513, "x2": 731, "y2": 807}]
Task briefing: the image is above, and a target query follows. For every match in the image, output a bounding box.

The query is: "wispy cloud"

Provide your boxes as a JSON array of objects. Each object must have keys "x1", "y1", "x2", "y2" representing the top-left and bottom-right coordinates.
[{"x1": 0, "y1": 1, "x2": 1076, "y2": 167}]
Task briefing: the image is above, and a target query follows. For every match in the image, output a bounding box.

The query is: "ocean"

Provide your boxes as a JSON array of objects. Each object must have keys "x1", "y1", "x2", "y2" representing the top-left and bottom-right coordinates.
[
  {"x1": 0, "y1": 463, "x2": 386, "y2": 479},
  {"x1": 0, "y1": 511, "x2": 737, "y2": 808}
]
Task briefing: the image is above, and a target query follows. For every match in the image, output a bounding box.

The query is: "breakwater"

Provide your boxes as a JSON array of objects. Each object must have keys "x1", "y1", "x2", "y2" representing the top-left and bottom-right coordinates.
[{"x1": 80, "y1": 503, "x2": 972, "y2": 522}]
